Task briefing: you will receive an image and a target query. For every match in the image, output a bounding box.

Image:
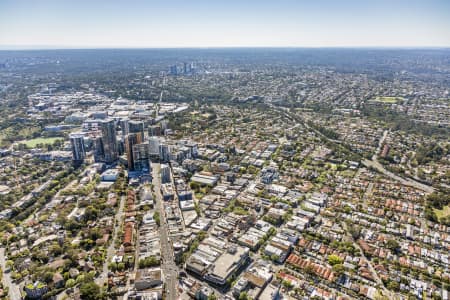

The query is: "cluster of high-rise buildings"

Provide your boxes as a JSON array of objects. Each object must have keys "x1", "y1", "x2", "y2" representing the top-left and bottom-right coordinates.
[
  {"x1": 169, "y1": 62, "x2": 195, "y2": 76},
  {"x1": 69, "y1": 117, "x2": 173, "y2": 174}
]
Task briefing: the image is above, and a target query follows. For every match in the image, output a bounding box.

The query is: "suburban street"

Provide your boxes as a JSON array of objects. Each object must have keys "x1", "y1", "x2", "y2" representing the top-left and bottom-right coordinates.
[
  {"x1": 361, "y1": 158, "x2": 434, "y2": 193},
  {"x1": 361, "y1": 129, "x2": 435, "y2": 193},
  {"x1": 0, "y1": 26, "x2": 448, "y2": 300},
  {"x1": 341, "y1": 222, "x2": 396, "y2": 300},
  {"x1": 275, "y1": 105, "x2": 434, "y2": 194},
  {"x1": 373, "y1": 130, "x2": 389, "y2": 160},
  {"x1": 96, "y1": 194, "x2": 126, "y2": 287},
  {"x1": 0, "y1": 247, "x2": 21, "y2": 300},
  {"x1": 152, "y1": 163, "x2": 178, "y2": 300}
]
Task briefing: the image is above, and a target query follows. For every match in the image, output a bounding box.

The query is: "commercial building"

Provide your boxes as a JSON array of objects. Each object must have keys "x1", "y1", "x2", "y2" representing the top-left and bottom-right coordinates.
[
  {"x1": 169, "y1": 65, "x2": 178, "y2": 75},
  {"x1": 82, "y1": 119, "x2": 103, "y2": 131},
  {"x1": 101, "y1": 119, "x2": 118, "y2": 163},
  {"x1": 135, "y1": 268, "x2": 163, "y2": 290},
  {"x1": 69, "y1": 133, "x2": 86, "y2": 164},
  {"x1": 125, "y1": 133, "x2": 143, "y2": 171},
  {"x1": 133, "y1": 143, "x2": 151, "y2": 172},
  {"x1": 129, "y1": 120, "x2": 145, "y2": 141},
  {"x1": 93, "y1": 136, "x2": 104, "y2": 162},
  {"x1": 204, "y1": 245, "x2": 249, "y2": 286},
  {"x1": 120, "y1": 118, "x2": 130, "y2": 136},
  {"x1": 149, "y1": 137, "x2": 160, "y2": 157},
  {"x1": 161, "y1": 183, "x2": 175, "y2": 201},
  {"x1": 191, "y1": 173, "x2": 219, "y2": 186},
  {"x1": 160, "y1": 164, "x2": 171, "y2": 184},
  {"x1": 101, "y1": 169, "x2": 120, "y2": 182},
  {"x1": 148, "y1": 125, "x2": 162, "y2": 137},
  {"x1": 159, "y1": 144, "x2": 170, "y2": 162}
]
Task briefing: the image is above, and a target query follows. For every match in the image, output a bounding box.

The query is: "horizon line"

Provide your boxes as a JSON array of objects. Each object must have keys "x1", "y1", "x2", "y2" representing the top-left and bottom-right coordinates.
[{"x1": 1, "y1": 45, "x2": 450, "y2": 51}]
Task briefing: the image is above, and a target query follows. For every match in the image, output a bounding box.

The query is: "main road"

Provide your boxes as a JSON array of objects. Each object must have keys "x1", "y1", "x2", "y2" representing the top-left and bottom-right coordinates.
[
  {"x1": 152, "y1": 163, "x2": 178, "y2": 300},
  {"x1": 362, "y1": 128, "x2": 433, "y2": 193},
  {"x1": 341, "y1": 221, "x2": 398, "y2": 300},
  {"x1": 269, "y1": 104, "x2": 434, "y2": 194}
]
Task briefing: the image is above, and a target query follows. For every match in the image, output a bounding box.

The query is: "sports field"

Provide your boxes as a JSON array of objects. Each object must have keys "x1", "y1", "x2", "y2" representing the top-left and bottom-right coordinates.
[
  {"x1": 370, "y1": 96, "x2": 404, "y2": 104},
  {"x1": 22, "y1": 137, "x2": 63, "y2": 148}
]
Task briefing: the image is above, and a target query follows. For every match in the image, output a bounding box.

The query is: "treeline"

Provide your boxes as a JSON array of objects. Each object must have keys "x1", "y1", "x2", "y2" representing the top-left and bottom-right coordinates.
[
  {"x1": 307, "y1": 121, "x2": 340, "y2": 140},
  {"x1": 416, "y1": 143, "x2": 448, "y2": 164},
  {"x1": 427, "y1": 192, "x2": 450, "y2": 210},
  {"x1": 362, "y1": 105, "x2": 449, "y2": 137},
  {"x1": 11, "y1": 167, "x2": 78, "y2": 222},
  {"x1": 138, "y1": 256, "x2": 160, "y2": 269},
  {"x1": 425, "y1": 192, "x2": 450, "y2": 225}
]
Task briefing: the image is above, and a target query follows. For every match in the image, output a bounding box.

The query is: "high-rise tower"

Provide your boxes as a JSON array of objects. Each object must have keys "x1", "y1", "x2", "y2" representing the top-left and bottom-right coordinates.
[
  {"x1": 69, "y1": 133, "x2": 86, "y2": 164},
  {"x1": 101, "y1": 119, "x2": 118, "y2": 163},
  {"x1": 125, "y1": 133, "x2": 142, "y2": 171},
  {"x1": 129, "y1": 120, "x2": 145, "y2": 141}
]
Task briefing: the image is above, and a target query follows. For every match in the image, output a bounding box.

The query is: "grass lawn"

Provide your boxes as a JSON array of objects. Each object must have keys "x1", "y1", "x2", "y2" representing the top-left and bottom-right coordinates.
[
  {"x1": 434, "y1": 205, "x2": 450, "y2": 221},
  {"x1": 340, "y1": 169, "x2": 356, "y2": 178},
  {"x1": 22, "y1": 137, "x2": 63, "y2": 148},
  {"x1": 0, "y1": 126, "x2": 42, "y2": 146},
  {"x1": 370, "y1": 96, "x2": 404, "y2": 104}
]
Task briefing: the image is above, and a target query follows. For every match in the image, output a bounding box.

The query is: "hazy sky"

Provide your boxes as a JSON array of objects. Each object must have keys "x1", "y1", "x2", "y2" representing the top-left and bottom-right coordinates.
[{"x1": 0, "y1": 0, "x2": 449, "y2": 49}]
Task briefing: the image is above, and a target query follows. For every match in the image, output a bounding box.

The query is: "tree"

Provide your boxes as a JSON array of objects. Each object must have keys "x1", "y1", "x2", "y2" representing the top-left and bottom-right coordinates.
[
  {"x1": 49, "y1": 244, "x2": 63, "y2": 256},
  {"x1": 349, "y1": 225, "x2": 361, "y2": 239},
  {"x1": 153, "y1": 211, "x2": 160, "y2": 226},
  {"x1": 387, "y1": 281, "x2": 400, "y2": 291},
  {"x1": 432, "y1": 278, "x2": 442, "y2": 288},
  {"x1": 282, "y1": 280, "x2": 293, "y2": 289},
  {"x1": 444, "y1": 283, "x2": 450, "y2": 291},
  {"x1": 117, "y1": 262, "x2": 125, "y2": 271},
  {"x1": 190, "y1": 182, "x2": 200, "y2": 191},
  {"x1": 6, "y1": 260, "x2": 14, "y2": 269},
  {"x1": 427, "y1": 192, "x2": 450, "y2": 210},
  {"x1": 138, "y1": 256, "x2": 160, "y2": 268},
  {"x1": 65, "y1": 278, "x2": 76, "y2": 288},
  {"x1": 239, "y1": 292, "x2": 250, "y2": 300},
  {"x1": 386, "y1": 239, "x2": 400, "y2": 254},
  {"x1": 80, "y1": 282, "x2": 101, "y2": 300},
  {"x1": 11, "y1": 271, "x2": 22, "y2": 281},
  {"x1": 328, "y1": 254, "x2": 343, "y2": 266},
  {"x1": 432, "y1": 293, "x2": 442, "y2": 300},
  {"x1": 197, "y1": 230, "x2": 207, "y2": 241},
  {"x1": 42, "y1": 271, "x2": 54, "y2": 284},
  {"x1": 305, "y1": 264, "x2": 315, "y2": 276},
  {"x1": 109, "y1": 262, "x2": 117, "y2": 272},
  {"x1": 194, "y1": 201, "x2": 201, "y2": 216},
  {"x1": 84, "y1": 206, "x2": 99, "y2": 221},
  {"x1": 332, "y1": 264, "x2": 345, "y2": 276},
  {"x1": 76, "y1": 274, "x2": 86, "y2": 284},
  {"x1": 207, "y1": 293, "x2": 217, "y2": 300}
]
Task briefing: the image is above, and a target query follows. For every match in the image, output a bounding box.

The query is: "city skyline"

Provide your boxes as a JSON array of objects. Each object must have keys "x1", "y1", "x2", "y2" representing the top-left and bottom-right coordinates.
[{"x1": 1, "y1": 0, "x2": 450, "y2": 49}]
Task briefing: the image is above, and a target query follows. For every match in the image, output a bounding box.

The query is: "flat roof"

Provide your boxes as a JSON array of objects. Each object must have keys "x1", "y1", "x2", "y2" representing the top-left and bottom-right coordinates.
[
  {"x1": 135, "y1": 267, "x2": 162, "y2": 282},
  {"x1": 191, "y1": 173, "x2": 218, "y2": 185},
  {"x1": 209, "y1": 246, "x2": 248, "y2": 280}
]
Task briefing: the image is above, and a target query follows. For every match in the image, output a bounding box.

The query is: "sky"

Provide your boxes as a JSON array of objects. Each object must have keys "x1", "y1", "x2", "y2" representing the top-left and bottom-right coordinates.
[{"x1": 0, "y1": 0, "x2": 449, "y2": 49}]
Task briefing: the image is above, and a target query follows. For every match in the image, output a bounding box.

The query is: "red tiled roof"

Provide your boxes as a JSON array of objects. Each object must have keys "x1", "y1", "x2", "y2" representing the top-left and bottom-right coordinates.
[{"x1": 123, "y1": 222, "x2": 134, "y2": 245}]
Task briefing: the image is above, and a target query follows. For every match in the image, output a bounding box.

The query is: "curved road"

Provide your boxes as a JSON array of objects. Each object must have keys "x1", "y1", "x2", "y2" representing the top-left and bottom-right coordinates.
[
  {"x1": 361, "y1": 159, "x2": 434, "y2": 193},
  {"x1": 363, "y1": 129, "x2": 434, "y2": 193},
  {"x1": 270, "y1": 104, "x2": 434, "y2": 194}
]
